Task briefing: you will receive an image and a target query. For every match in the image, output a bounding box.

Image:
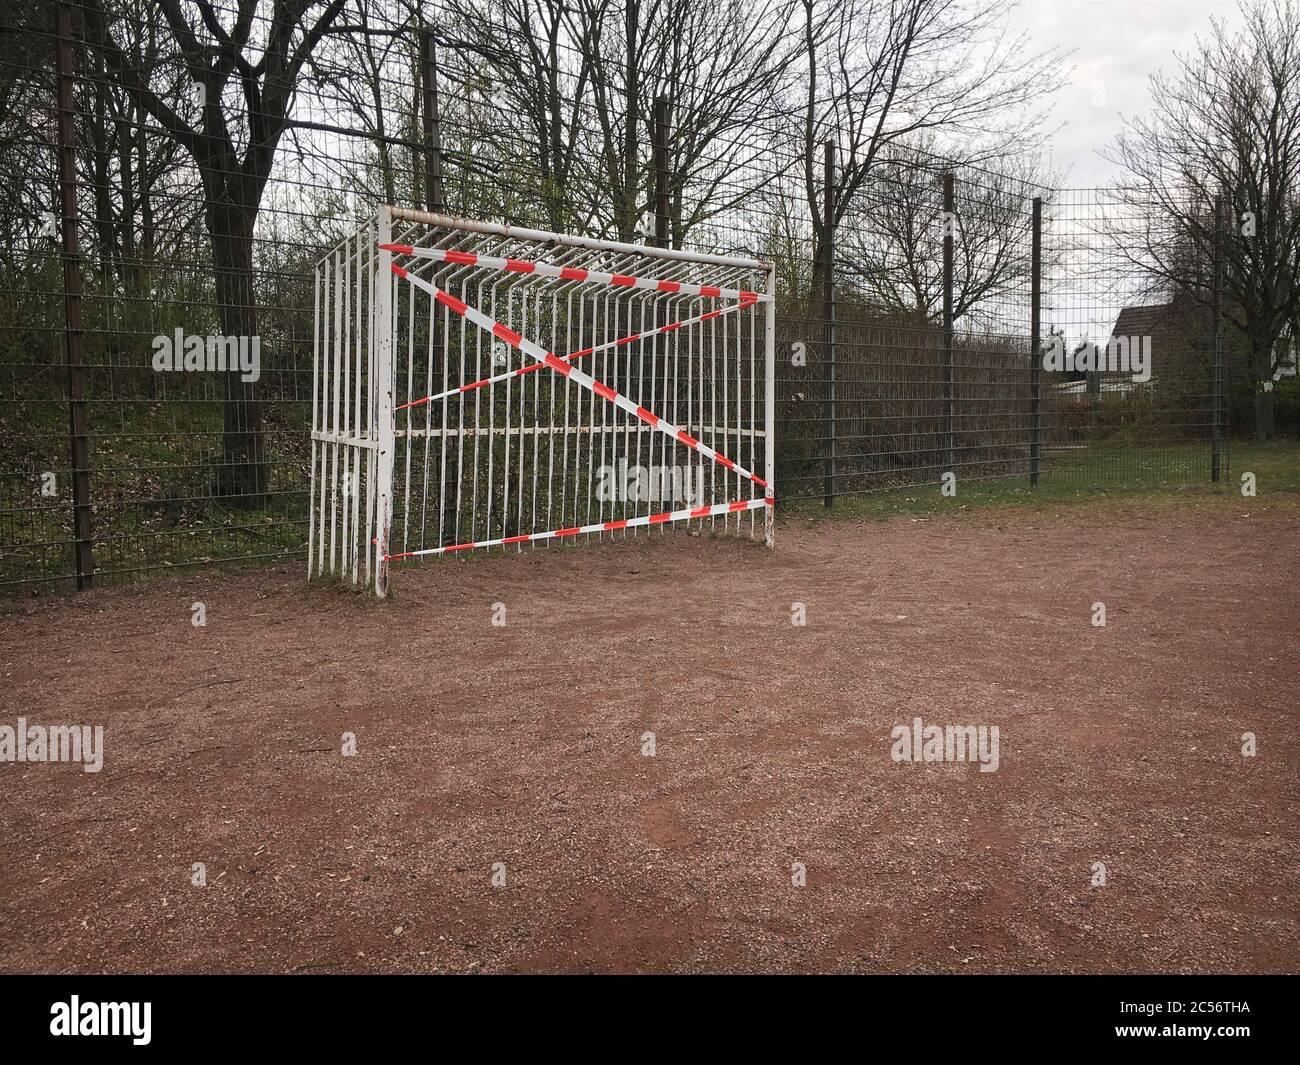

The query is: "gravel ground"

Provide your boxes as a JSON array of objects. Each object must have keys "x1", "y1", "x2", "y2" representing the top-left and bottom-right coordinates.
[{"x1": 1, "y1": 499, "x2": 1296, "y2": 973}]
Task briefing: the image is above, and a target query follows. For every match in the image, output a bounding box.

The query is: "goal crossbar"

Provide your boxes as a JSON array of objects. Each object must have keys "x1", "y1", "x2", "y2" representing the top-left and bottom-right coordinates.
[{"x1": 379, "y1": 242, "x2": 771, "y2": 303}]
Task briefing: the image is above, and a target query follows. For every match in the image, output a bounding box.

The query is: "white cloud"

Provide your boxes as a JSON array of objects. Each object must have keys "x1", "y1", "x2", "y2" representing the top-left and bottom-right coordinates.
[{"x1": 1011, "y1": 0, "x2": 1245, "y2": 186}]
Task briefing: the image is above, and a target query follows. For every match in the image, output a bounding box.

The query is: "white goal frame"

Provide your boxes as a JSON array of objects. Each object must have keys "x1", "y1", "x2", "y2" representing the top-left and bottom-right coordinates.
[{"x1": 308, "y1": 206, "x2": 776, "y2": 596}]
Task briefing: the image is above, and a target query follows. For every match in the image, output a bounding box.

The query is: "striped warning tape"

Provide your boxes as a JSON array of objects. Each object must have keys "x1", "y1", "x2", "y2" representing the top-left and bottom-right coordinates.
[
  {"x1": 396, "y1": 291, "x2": 758, "y2": 412},
  {"x1": 385, "y1": 496, "x2": 773, "y2": 560},
  {"x1": 391, "y1": 263, "x2": 772, "y2": 492},
  {"x1": 378, "y1": 243, "x2": 769, "y2": 303}
]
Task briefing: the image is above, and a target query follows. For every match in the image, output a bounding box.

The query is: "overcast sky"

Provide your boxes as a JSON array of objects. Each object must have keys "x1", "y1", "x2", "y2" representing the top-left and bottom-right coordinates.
[{"x1": 1010, "y1": 0, "x2": 1244, "y2": 187}]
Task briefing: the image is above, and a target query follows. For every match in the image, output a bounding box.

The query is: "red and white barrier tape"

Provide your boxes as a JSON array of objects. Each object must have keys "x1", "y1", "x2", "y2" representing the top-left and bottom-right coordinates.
[
  {"x1": 391, "y1": 264, "x2": 771, "y2": 492},
  {"x1": 378, "y1": 243, "x2": 769, "y2": 303},
  {"x1": 396, "y1": 291, "x2": 758, "y2": 412},
  {"x1": 385, "y1": 496, "x2": 773, "y2": 560}
]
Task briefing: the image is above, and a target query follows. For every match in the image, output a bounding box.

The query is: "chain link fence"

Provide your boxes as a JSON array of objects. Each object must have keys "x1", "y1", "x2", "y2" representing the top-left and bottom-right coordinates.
[{"x1": 1, "y1": 1, "x2": 1235, "y2": 593}]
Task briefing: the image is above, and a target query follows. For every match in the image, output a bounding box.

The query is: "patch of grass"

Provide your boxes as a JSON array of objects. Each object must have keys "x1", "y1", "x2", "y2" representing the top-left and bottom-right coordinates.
[
  {"x1": 10, "y1": 435, "x2": 1298, "y2": 595},
  {"x1": 1227, "y1": 439, "x2": 1300, "y2": 492},
  {"x1": 786, "y1": 440, "x2": 1300, "y2": 524}
]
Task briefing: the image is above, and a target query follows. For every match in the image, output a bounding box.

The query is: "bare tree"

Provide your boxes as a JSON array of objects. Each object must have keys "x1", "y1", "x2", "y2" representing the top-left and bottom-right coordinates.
[
  {"x1": 0, "y1": 10, "x2": 60, "y2": 271},
  {"x1": 800, "y1": 0, "x2": 1065, "y2": 294},
  {"x1": 434, "y1": 0, "x2": 600, "y2": 232},
  {"x1": 80, "y1": 0, "x2": 347, "y2": 502},
  {"x1": 1105, "y1": 0, "x2": 1300, "y2": 438},
  {"x1": 579, "y1": 0, "x2": 655, "y2": 241},
  {"x1": 644, "y1": 0, "x2": 799, "y2": 250},
  {"x1": 321, "y1": 0, "x2": 409, "y2": 205},
  {"x1": 574, "y1": 0, "x2": 801, "y2": 245},
  {"x1": 841, "y1": 138, "x2": 1053, "y2": 327},
  {"x1": 435, "y1": 0, "x2": 797, "y2": 246}
]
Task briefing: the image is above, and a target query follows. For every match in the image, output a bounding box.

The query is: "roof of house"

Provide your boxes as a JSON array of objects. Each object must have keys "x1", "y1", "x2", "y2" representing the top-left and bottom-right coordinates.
[{"x1": 1109, "y1": 303, "x2": 1179, "y2": 339}]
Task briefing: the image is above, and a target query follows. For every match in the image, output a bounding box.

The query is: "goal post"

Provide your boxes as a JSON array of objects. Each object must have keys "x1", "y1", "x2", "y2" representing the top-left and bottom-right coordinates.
[{"x1": 309, "y1": 207, "x2": 776, "y2": 596}]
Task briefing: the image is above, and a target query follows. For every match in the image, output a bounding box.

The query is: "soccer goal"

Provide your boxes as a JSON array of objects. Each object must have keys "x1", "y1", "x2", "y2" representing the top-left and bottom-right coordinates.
[{"x1": 308, "y1": 207, "x2": 776, "y2": 596}]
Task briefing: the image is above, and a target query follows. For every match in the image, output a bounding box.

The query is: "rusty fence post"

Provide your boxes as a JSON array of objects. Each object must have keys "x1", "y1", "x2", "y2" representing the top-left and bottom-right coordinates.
[{"x1": 55, "y1": 2, "x2": 94, "y2": 588}]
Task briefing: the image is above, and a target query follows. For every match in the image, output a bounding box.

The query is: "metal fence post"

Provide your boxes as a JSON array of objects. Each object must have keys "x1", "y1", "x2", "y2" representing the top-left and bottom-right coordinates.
[
  {"x1": 373, "y1": 209, "x2": 394, "y2": 597},
  {"x1": 942, "y1": 172, "x2": 955, "y2": 478},
  {"x1": 421, "y1": 27, "x2": 458, "y2": 544},
  {"x1": 1211, "y1": 193, "x2": 1224, "y2": 483},
  {"x1": 55, "y1": 2, "x2": 94, "y2": 589},
  {"x1": 823, "y1": 140, "x2": 836, "y2": 508},
  {"x1": 764, "y1": 263, "x2": 776, "y2": 547},
  {"x1": 1030, "y1": 196, "x2": 1042, "y2": 487},
  {"x1": 653, "y1": 94, "x2": 670, "y2": 249},
  {"x1": 420, "y1": 28, "x2": 444, "y2": 214}
]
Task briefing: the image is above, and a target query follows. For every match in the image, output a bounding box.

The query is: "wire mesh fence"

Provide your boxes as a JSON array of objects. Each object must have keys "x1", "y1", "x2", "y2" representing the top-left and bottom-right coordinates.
[
  {"x1": 1039, "y1": 187, "x2": 1231, "y2": 488},
  {"x1": 0, "y1": 1, "x2": 1234, "y2": 593},
  {"x1": 776, "y1": 161, "x2": 1045, "y2": 503}
]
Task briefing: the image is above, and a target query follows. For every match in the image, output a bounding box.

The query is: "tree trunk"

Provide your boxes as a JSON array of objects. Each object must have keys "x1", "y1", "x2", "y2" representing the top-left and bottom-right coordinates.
[
  {"x1": 544, "y1": 26, "x2": 565, "y2": 232},
  {"x1": 116, "y1": 106, "x2": 137, "y2": 290},
  {"x1": 138, "y1": 104, "x2": 157, "y2": 400},
  {"x1": 410, "y1": 49, "x2": 422, "y2": 207},
  {"x1": 207, "y1": 206, "x2": 268, "y2": 506},
  {"x1": 138, "y1": 97, "x2": 154, "y2": 265},
  {"x1": 809, "y1": 229, "x2": 828, "y2": 302},
  {"x1": 89, "y1": 61, "x2": 117, "y2": 286},
  {"x1": 809, "y1": 263, "x2": 827, "y2": 301}
]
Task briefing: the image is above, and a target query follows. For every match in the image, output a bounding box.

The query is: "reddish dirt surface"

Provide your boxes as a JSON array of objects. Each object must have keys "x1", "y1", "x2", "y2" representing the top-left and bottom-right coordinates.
[{"x1": 1, "y1": 499, "x2": 1297, "y2": 974}]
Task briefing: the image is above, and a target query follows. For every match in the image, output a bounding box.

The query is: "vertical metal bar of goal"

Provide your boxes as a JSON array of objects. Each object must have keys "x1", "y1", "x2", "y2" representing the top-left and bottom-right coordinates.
[
  {"x1": 352, "y1": 220, "x2": 364, "y2": 583},
  {"x1": 340, "y1": 226, "x2": 352, "y2": 580},
  {"x1": 315, "y1": 257, "x2": 330, "y2": 577},
  {"x1": 308, "y1": 263, "x2": 320, "y2": 578},
  {"x1": 364, "y1": 217, "x2": 376, "y2": 585},
  {"x1": 330, "y1": 249, "x2": 341, "y2": 576},
  {"x1": 374, "y1": 209, "x2": 396, "y2": 596},
  {"x1": 764, "y1": 263, "x2": 777, "y2": 547},
  {"x1": 1029, "y1": 196, "x2": 1042, "y2": 487}
]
